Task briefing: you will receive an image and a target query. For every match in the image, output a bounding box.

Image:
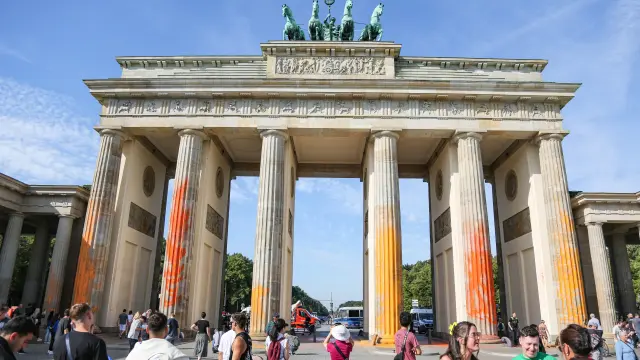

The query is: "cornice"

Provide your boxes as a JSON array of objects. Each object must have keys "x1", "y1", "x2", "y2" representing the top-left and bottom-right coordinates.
[
  {"x1": 0, "y1": 173, "x2": 28, "y2": 194},
  {"x1": 25, "y1": 186, "x2": 90, "y2": 202},
  {"x1": 571, "y1": 192, "x2": 640, "y2": 208},
  {"x1": 399, "y1": 57, "x2": 547, "y2": 72},
  {"x1": 116, "y1": 55, "x2": 265, "y2": 69}
]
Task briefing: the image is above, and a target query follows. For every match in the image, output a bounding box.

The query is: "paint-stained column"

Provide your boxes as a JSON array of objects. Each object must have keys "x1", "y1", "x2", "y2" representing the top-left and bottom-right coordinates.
[
  {"x1": 72, "y1": 129, "x2": 124, "y2": 311},
  {"x1": 21, "y1": 220, "x2": 50, "y2": 305},
  {"x1": 454, "y1": 132, "x2": 497, "y2": 340},
  {"x1": 612, "y1": 232, "x2": 636, "y2": 315},
  {"x1": 0, "y1": 212, "x2": 25, "y2": 304},
  {"x1": 372, "y1": 130, "x2": 402, "y2": 344},
  {"x1": 249, "y1": 129, "x2": 287, "y2": 340},
  {"x1": 536, "y1": 133, "x2": 587, "y2": 328},
  {"x1": 586, "y1": 222, "x2": 616, "y2": 334},
  {"x1": 160, "y1": 129, "x2": 206, "y2": 326},
  {"x1": 43, "y1": 215, "x2": 75, "y2": 312}
]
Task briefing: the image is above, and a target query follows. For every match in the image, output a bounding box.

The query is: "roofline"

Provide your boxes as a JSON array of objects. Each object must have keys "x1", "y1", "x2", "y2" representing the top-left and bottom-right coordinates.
[{"x1": 571, "y1": 192, "x2": 640, "y2": 208}]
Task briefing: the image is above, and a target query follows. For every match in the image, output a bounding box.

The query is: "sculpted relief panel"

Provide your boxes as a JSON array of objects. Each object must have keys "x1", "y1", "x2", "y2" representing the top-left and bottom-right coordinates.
[
  {"x1": 107, "y1": 98, "x2": 561, "y2": 121},
  {"x1": 274, "y1": 56, "x2": 386, "y2": 76}
]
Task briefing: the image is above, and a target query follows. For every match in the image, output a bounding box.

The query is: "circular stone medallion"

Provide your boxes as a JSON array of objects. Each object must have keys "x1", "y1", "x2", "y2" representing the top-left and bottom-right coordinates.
[
  {"x1": 505, "y1": 169, "x2": 518, "y2": 201},
  {"x1": 435, "y1": 170, "x2": 443, "y2": 201},
  {"x1": 142, "y1": 166, "x2": 155, "y2": 197},
  {"x1": 216, "y1": 167, "x2": 224, "y2": 198}
]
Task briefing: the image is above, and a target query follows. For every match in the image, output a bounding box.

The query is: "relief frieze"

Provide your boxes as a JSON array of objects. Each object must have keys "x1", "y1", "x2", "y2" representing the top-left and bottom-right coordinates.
[
  {"x1": 128, "y1": 202, "x2": 157, "y2": 238},
  {"x1": 434, "y1": 208, "x2": 451, "y2": 243},
  {"x1": 107, "y1": 98, "x2": 560, "y2": 120},
  {"x1": 205, "y1": 204, "x2": 225, "y2": 239},
  {"x1": 502, "y1": 207, "x2": 532, "y2": 243},
  {"x1": 275, "y1": 56, "x2": 386, "y2": 76}
]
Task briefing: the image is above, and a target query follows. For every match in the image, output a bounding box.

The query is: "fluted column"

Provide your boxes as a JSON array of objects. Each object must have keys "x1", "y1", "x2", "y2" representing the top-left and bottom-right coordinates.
[
  {"x1": 372, "y1": 131, "x2": 402, "y2": 344},
  {"x1": 72, "y1": 129, "x2": 124, "y2": 313},
  {"x1": 43, "y1": 215, "x2": 75, "y2": 312},
  {"x1": 536, "y1": 133, "x2": 586, "y2": 328},
  {"x1": 586, "y1": 223, "x2": 616, "y2": 334},
  {"x1": 612, "y1": 232, "x2": 636, "y2": 315},
  {"x1": 0, "y1": 212, "x2": 25, "y2": 304},
  {"x1": 21, "y1": 220, "x2": 51, "y2": 305},
  {"x1": 160, "y1": 129, "x2": 206, "y2": 326},
  {"x1": 249, "y1": 129, "x2": 287, "y2": 340},
  {"x1": 454, "y1": 132, "x2": 497, "y2": 340}
]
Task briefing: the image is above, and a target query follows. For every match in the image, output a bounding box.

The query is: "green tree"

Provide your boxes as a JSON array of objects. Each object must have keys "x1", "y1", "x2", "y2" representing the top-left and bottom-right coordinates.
[
  {"x1": 402, "y1": 260, "x2": 432, "y2": 311},
  {"x1": 8, "y1": 235, "x2": 35, "y2": 305},
  {"x1": 493, "y1": 256, "x2": 500, "y2": 306},
  {"x1": 337, "y1": 300, "x2": 363, "y2": 308},
  {"x1": 628, "y1": 245, "x2": 640, "y2": 298},
  {"x1": 291, "y1": 286, "x2": 329, "y2": 316},
  {"x1": 224, "y1": 253, "x2": 253, "y2": 312}
]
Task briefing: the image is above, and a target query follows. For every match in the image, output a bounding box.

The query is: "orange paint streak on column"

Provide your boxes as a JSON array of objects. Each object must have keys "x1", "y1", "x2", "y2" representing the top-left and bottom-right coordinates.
[
  {"x1": 455, "y1": 132, "x2": 497, "y2": 340},
  {"x1": 372, "y1": 131, "x2": 402, "y2": 345},
  {"x1": 72, "y1": 130, "x2": 123, "y2": 316},
  {"x1": 159, "y1": 129, "x2": 205, "y2": 326},
  {"x1": 537, "y1": 134, "x2": 586, "y2": 330}
]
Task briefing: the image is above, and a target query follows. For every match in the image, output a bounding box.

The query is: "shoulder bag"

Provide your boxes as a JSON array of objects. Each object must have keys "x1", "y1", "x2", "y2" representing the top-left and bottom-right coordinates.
[
  {"x1": 332, "y1": 342, "x2": 348, "y2": 360},
  {"x1": 65, "y1": 333, "x2": 74, "y2": 360},
  {"x1": 394, "y1": 331, "x2": 409, "y2": 360}
]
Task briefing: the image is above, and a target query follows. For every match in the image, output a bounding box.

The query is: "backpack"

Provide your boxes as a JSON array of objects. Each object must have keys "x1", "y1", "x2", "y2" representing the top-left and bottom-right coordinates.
[
  {"x1": 287, "y1": 334, "x2": 300, "y2": 352},
  {"x1": 267, "y1": 338, "x2": 283, "y2": 360}
]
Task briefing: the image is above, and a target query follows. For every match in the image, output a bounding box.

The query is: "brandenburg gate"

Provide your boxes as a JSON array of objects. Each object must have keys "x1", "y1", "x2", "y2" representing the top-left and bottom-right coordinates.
[{"x1": 70, "y1": 35, "x2": 604, "y2": 343}]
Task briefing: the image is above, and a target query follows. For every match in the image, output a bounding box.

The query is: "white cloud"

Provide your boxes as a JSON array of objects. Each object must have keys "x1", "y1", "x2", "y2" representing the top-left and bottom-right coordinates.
[
  {"x1": 296, "y1": 178, "x2": 362, "y2": 214},
  {"x1": 0, "y1": 77, "x2": 99, "y2": 184}
]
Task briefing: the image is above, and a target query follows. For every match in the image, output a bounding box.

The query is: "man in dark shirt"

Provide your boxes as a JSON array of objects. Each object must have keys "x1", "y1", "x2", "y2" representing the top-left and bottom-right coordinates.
[
  {"x1": 166, "y1": 313, "x2": 179, "y2": 345},
  {"x1": 0, "y1": 316, "x2": 37, "y2": 360},
  {"x1": 53, "y1": 303, "x2": 108, "y2": 360},
  {"x1": 48, "y1": 309, "x2": 71, "y2": 355},
  {"x1": 118, "y1": 309, "x2": 128, "y2": 339}
]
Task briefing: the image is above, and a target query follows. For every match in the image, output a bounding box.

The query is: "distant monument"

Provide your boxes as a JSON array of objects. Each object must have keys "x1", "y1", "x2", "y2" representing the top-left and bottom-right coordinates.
[{"x1": 283, "y1": 0, "x2": 384, "y2": 41}]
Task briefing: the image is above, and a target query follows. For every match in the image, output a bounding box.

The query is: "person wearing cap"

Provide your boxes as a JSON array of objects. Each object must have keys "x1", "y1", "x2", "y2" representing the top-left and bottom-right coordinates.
[
  {"x1": 265, "y1": 313, "x2": 280, "y2": 337},
  {"x1": 323, "y1": 324, "x2": 353, "y2": 360}
]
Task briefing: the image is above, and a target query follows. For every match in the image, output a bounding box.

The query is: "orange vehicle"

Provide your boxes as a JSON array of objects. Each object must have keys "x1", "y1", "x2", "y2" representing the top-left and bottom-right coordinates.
[{"x1": 290, "y1": 304, "x2": 318, "y2": 333}]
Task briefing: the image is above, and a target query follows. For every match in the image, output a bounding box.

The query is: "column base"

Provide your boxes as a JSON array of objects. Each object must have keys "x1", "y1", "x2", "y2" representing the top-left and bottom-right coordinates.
[
  {"x1": 374, "y1": 334, "x2": 396, "y2": 345},
  {"x1": 479, "y1": 335, "x2": 502, "y2": 344},
  {"x1": 250, "y1": 333, "x2": 267, "y2": 342}
]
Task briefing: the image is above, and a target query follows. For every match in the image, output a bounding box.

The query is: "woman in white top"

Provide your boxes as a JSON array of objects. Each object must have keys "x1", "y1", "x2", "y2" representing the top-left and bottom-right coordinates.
[{"x1": 265, "y1": 319, "x2": 290, "y2": 360}]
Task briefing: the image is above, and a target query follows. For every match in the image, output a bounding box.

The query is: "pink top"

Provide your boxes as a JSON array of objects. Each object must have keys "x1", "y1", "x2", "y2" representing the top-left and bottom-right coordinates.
[
  {"x1": 394, "y1": 330, "x2": 420, "y2": 360},
  {"x1": 327, "y1": 340, "x2": 353, "y2": 360}
]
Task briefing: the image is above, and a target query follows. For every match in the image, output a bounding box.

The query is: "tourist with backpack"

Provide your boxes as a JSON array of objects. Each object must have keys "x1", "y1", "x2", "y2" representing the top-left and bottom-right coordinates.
[
  {"x1": 285, "y1": 329, "x2": 300, "y2": 355},
  {"x1": 266, "y1": 319, "x2": 289, "y2": 360}
]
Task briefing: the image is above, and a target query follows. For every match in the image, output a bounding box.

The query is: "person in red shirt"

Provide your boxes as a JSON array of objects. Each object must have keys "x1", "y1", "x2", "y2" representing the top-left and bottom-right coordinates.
[
  {"x1": 323, "y1": 324, "x2": 353, "y2": 360},
  {"x1": 395, "y1": 312, "x2": 422, "y2": 360}
]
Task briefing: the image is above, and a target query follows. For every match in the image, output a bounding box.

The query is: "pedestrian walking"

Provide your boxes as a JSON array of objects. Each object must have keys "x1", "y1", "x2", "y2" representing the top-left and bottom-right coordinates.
[
  {"x1": 514, "y1": 325, "x2": 554, "y2": 360},
  {"x1": 588, "y1": 314, "x2": 602, "y2": 330},
  {"x1": 323, "y1": 324, "x2": 353, "y2": 360},
  {"x1": 127, "y1": 312, "x2": 144, "y2": 351},
  {"x1": 126, "y1": 311, "x2": 188, "y2": 360},
  {"x1": 440, "y1": 321, "x2": 480, "y2": 360},
  {"x1": 191, "y1": 311, "x2": 211, "y2": 360},
  {"x1": 166, "y1": 313, "x2": 179, "y2": 345},
  {"x1": 558, "y1": 324, "x2": 591, "y2": 360},
  {"x1": 394, "y1": 311, "x2": 421, "y2": 360},
  {"x1": 212, "y1": 327, "x2": 223, "y2": 353},
  {"x1": 586, "y1": 324, "x2": 604, "y2": 360},
  {"x1": 44, "y1": 311, "x2": 54, "y2": 344},
  {"x1": 509, "y1": 312, "x2": 520, "y2": 346},
  {"x1": 616, "y1": 327, "x2": 636, "y2": 360},
  {"x1": 218, "y1": 320, "x2": 237, "y2": 360},
  {"x1": 266, "y1": 319, "x2": 289, "y2": 360},
  {"x1": 229, "y1": 313, "x2": 252, "y2": 360},
  {"x1": 266, "y1": 313, "x2": 280, "y2": 336},
  {"x1": 538, "y1": 320, "x2": 549, "y2": 349},
  {"x1": 118, "y1": 309, "x2": 128, "y2": 339},
  {"x1": 48, "y1": 309, "x2": 71, "y2": 355},
  {"x1": 52, "y1": 303, "x2": 108, "y2": 360},
  {"x1": 0, "y1": 316, "x2": 37, "y2": 360}
]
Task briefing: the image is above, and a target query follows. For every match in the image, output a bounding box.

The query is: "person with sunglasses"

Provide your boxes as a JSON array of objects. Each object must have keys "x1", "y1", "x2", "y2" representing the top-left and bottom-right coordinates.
[{"x1": 219, "y1": 317, "x2": 238, "y2": 360}]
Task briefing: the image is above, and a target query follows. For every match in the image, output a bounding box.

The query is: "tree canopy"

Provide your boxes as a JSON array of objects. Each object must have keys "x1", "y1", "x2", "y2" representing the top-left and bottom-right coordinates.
[
  {"x1": 402, "y1": 260, "x2": 433, "y2": 311},
  {"x1": 224, "y1": 253, "x2": 254, "y2": 312},
  {"x1": 337, "y1": 300, "x2": 363, "y2": 308},
  {"x1": 292, "y1": 286, "x2": 329, "y2": 316}
]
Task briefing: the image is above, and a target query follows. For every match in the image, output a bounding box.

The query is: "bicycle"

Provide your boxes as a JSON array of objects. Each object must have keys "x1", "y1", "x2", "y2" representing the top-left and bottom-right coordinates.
[{"x1": 600, "y1": 339, "x2": 612, "y2": 358}]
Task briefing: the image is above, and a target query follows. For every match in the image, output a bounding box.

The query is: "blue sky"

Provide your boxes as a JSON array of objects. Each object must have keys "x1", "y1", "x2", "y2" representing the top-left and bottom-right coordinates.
[{"x1": 1, "y1": 0, "x2": 639, "y2": 308}]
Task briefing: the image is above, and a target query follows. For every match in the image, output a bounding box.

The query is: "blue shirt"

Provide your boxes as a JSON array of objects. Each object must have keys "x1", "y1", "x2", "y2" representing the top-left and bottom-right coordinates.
[{"x1": 616, "y1": 339, "x2": 636, "y2": 360}]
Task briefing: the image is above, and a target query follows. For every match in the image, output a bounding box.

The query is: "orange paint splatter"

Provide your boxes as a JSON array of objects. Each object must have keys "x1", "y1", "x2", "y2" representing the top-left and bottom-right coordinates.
[
  {"x1": 553, "y1": 212, "x2": 586, "y2": 326},
  {"x1": 162, "y1": 181, "x2": 191, "y2": 310},
  {"x1": 374, "y1": 217, "x2": 402, "y2": 341},
  {"x1": 464, "y1": 222, "x2": 497, "y2": 328},
  {"x1": 250, "y1": 285, "x2": 268, "y2": 335},
  {"x1": 73, "y1": 199, "x2": 98, "y2": 305}
]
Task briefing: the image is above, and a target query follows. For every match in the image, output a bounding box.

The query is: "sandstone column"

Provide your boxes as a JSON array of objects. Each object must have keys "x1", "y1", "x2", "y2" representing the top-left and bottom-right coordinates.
[
  {"x1": 454, "y1": 132, "x2": 497, "y2": 340},
  {"x1": 160, "y1": 129, "x2": 206, "y2": 325},
  {"x1": 536, "y1": 133, "x2": 587, "y2": 328},
  {"x1": 72, "y1": 129, "x2": 124, "y2": 312},
  {"x1": 43, "y1": 215, "x2": 75, "y2": 312},
  {"x1": 0, "y1": 212, "x2": 25, "y2": 304},
  {"x1": 21, "y1": 220, "x2": 51, "y2": 305},
  {"x1": 249, "y1": 129, "x2": 287, "y2": 340},
  {"x1": 612, "y1": 232, "x2": 636, "y2": 315},
  {"x1": 586, "y1": 222, "x2": 616, "y2": 334},
  {"x1": 372, "y1": 131, "x2": 402, "y2": 344}
]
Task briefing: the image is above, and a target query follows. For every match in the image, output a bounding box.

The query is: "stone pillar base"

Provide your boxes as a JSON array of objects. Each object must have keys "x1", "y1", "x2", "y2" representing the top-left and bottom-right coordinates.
[
  {"x1": 479, "y1": 335, "x2": 502, "y2": 344},
  {"x1": 250, "y1": 333, "x2": 267, "y2": 342}
]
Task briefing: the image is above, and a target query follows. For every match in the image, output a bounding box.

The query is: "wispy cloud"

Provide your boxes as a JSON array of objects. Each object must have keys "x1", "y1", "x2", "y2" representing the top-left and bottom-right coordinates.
[
  {"x1": 0, "y1": 44, "x2": 31, "y2": 64},
  {"x1": 297, "y1": 178, "x2": 362, "y2": 214},
  {"x1": 0, "y1": 77, "x2": 99, "y2": 184}
]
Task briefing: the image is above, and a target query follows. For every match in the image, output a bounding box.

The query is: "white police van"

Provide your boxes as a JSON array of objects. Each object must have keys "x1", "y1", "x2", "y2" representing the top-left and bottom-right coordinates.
[{"x1": 410, "y1": 308, "x2": 433, "y2": 334}]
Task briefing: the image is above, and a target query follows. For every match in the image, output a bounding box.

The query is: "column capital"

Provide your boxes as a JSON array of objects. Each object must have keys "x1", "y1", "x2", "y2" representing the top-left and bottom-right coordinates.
[
  {"x1": 9, "y1": 212, "x2": 25, "y2": 219},
  {"x1": 452, "y1": 131, "x2": 483, "y2": 144},
  {"x1": 177, "y1": 129, "x2": 207, "y2": 139},
  {"x1": 585, "y1": 221, "x2": 604, "y2": 228},
  {"x1": 57, "y1": 214, "x2": 78, "y2": 220},
  {"x1": 371, "y1": 130, "x2": 400, "y2": 140},
  {"x1": 99, "y1": 129, "x2": 128, "y2": 139},
  {"x1": 259, "y1": 129, "x2": 289, "y2": 140},
  {"x1": 534, "y1": 132, "x2": 567, "y2": 145}
]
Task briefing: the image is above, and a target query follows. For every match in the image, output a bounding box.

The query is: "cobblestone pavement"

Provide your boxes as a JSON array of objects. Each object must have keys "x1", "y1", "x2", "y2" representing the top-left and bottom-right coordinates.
[{"x1": 16, "y1": 325, "x2": 563, "y2": 360}]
